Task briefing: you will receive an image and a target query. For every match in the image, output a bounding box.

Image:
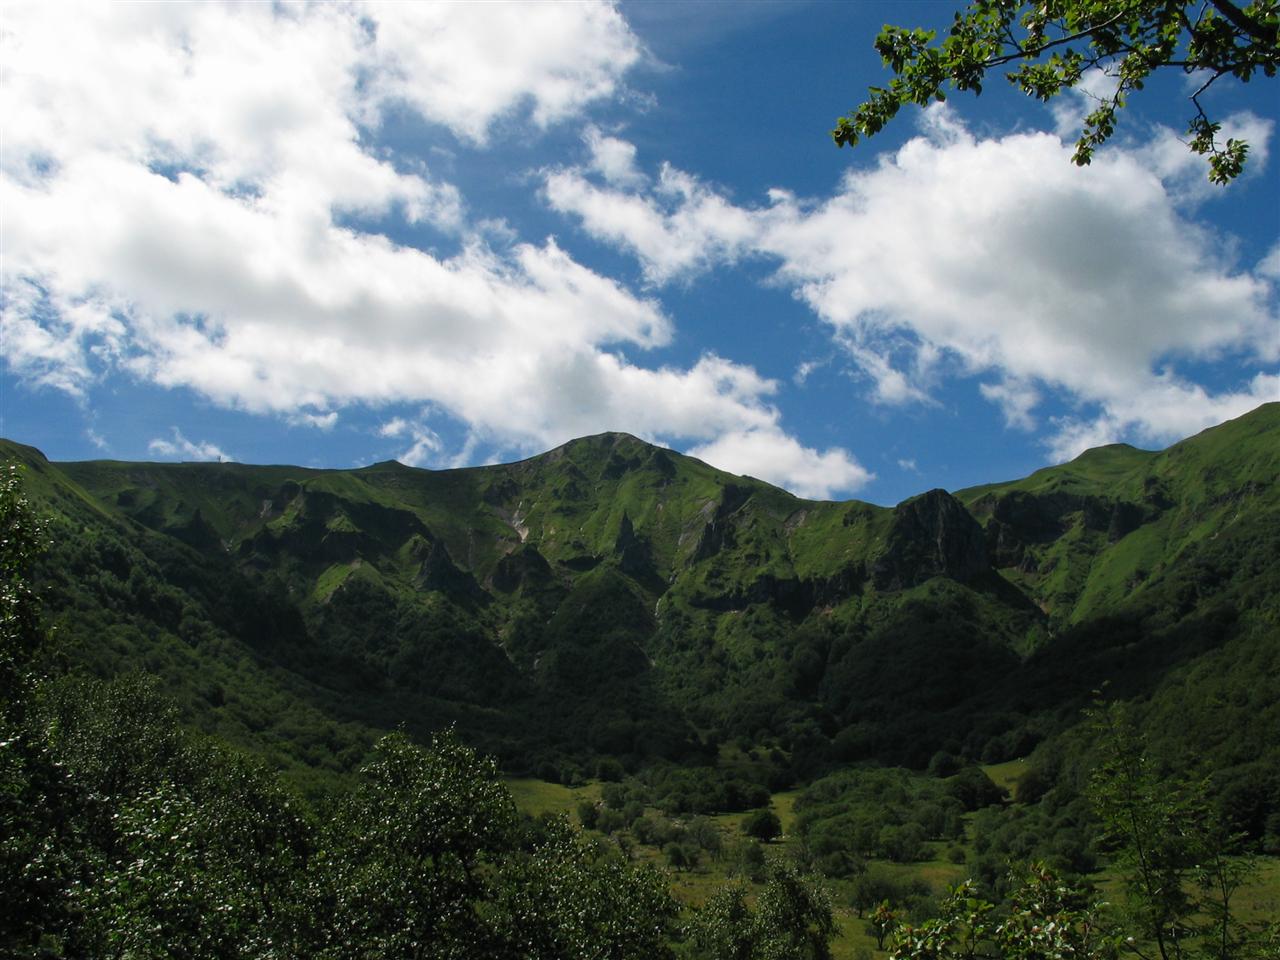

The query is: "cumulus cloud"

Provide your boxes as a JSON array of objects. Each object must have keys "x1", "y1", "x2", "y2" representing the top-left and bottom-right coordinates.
[
  {"x1": 1046, "y1": 372, "x2": 1280, "y2": 461},
  {"x1": 378, "y1": 417, "x2": 411, "y2": 439},
  {"x1": 393, "y1": 422, "x2": 444, "y2": 469},
  {"x1": 686, "y1": 427, "x2": 871, "y2": 500},
  {"x1": 368, "y1": 1, "x2": 643, "y2": 145},
  {"x1": 1, "y1": 2, "x2": 865, "y2": 499},
  {"x1": 1258, "y1": 242, "x2": 1280, "y2": 280},
  {"x1": 544, "y1": 107, "x2": 1278, "y2": 456},
  {"x1": 148, "y1": 428, "x2": 231, "y2": 462},
  {"x1": 585, "y1": 125, "x2": 646, "y2": 187},
  {"x1": 980, "y1": 378, "x2": 1042, "y2": 431},
  {"x1": 287, "y1": 410, "x2": 339, "y2": 431},
  {"x1": 764, "y1": 110, "x2": 1277, "y2": 452},
  {"x1": 544, "y1": 162, "x2": 761, "y2": 284}
]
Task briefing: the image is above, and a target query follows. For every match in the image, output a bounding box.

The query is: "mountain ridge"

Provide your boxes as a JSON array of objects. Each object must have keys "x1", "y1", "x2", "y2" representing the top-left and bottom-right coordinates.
[{"x1": 3, "y1": 401, "x2": 1276, "y2": 795}]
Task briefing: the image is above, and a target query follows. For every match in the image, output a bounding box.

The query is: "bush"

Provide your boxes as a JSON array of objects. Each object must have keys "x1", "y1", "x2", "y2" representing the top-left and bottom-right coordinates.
[
  {"x1": 947, "y1": 767, "x2": 1007, "y2": 811},
  {"x1": 743, "y1": 807, "x2": 782, "y2": 842}
]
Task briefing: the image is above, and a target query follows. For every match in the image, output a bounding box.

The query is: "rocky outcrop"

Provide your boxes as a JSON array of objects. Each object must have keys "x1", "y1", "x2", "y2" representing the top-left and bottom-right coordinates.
[
  {"x1": 690, "y1": 484, "x2": 753, "y2": 563},
  {"x1": 687, "y1": 564, "x2": 866, "y2": 617},
  {"x1": 490, "y1": 543, "x2": 555, "y2": 594},
  {"x1": 411, "y1": 534, "x2": 485, "y2": 602},
  {"x1": 975, "y1": 489, "x2": 1161, "y2": 567},
  {"x1": 613, "y1": 513, "x2": 654, "y2": 578},
  {"x1": 871, "y1": 489, "x2": 987, "y2": 590}
]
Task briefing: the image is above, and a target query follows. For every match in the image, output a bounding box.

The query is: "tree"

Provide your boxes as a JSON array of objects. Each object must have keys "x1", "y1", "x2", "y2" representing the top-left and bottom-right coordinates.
[
  {"x1": 688, "y1": 882, "x2": 758, "y2": 960},
  {"x1": 492, "y1": 817, "x2": 677, "y2": 960},
  {"x1": 1087, "y1": 702, "x2": 1265, "y2": 960},
  {"x1": 870, "y1": 900, "x2": 898, "y2": 951},
  {"x1": 312, "y1": 730, "x2": 519, "y2": 957},
  {"x1": 686, "y1": 860, "x2": 835, "y2": 960},
  {"x1": 833, "y1": 0, "x2": 1279, "y2": 183},
  {"x1": 753, "y1": 859, "x2": 837, "y2": 960},
  {"x1": 886, "y1": 865, "x2": 1119, "y2": 960},
  {"x1": 0, "y1": 465, "x2": 46, "y2": 708},
  {"x1": 743, "y1": 807, "x2": 783, "y2": 843}
]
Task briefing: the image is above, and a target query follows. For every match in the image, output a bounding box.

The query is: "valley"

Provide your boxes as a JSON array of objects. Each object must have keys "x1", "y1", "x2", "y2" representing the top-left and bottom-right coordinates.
[{"x1": 3, "y1": 401, "x2": 1278, "y2": 957}]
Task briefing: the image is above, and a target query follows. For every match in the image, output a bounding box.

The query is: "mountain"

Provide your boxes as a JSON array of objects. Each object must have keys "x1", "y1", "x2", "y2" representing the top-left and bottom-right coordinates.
[{"x1": 4, "y1": 403, "x2": 1277, "y2": 800}]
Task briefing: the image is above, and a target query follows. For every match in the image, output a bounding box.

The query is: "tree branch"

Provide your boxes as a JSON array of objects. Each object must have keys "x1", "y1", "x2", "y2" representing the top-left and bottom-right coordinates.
[
  {"x1": 1208, "y1": 0, "x2": 1280, "y2": 45},
  {"x1": 978, "y1": 11, "x2": 1128, "y2": 69}
]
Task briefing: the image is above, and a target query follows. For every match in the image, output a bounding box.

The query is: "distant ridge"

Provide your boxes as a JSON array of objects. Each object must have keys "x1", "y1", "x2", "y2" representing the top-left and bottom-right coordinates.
[{"x1": 3, "y1": 401, "x2": 1276, "y2": 788}]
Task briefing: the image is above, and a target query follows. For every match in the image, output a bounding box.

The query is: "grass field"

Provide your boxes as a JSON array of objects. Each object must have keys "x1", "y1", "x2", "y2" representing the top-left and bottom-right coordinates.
[
  {"x1": 504, "y1": 776, "x2": 601, "y2": 817},
  {"x1": 980, "y1": 757, "x2": 1029, "y2": 795},
  {"x1": 507, "y1": 775, "x2": 1280, "y2": 959}
]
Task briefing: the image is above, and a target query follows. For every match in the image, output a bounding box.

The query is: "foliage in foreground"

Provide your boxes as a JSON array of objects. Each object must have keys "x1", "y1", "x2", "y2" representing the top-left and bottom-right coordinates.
[
  {"x1": 888, "y1": 865, "x2": 1118, "y2": 960},
  {"x1": 5, "y1": 425, "x2": 1280, "y2": 959},
  {"x1": 834, "y1": 0, "x2": 1279, "y2": 183},
  {"x1": 4, "y1": 671, "x2": 684, "y2": 959},
  {"x1": 685, "y1": 860, "x2": 836, "y2": 960},
  {"x1": 3, "y1": 468, "x2": 828, "y2": 957}
]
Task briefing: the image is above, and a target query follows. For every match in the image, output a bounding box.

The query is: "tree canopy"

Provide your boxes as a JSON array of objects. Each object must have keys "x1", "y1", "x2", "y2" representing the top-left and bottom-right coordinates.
[{"x1": 833, "y1": 0, "x2": 1279, "y2": 183}]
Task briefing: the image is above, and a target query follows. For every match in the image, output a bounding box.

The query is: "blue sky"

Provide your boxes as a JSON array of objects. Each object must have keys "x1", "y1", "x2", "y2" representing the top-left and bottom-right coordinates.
[{"x1": 2, "y1": 1, "x2": 1276, "y2": 505}]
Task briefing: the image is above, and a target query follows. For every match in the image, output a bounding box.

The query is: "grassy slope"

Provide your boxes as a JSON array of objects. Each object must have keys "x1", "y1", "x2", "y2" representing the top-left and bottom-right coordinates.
[
  {"x1": 6, "y1": 406, "x2": 1279, "y2": 955},
  {"x1": 957, "y1": 402, "x2": 1279, "y2": 625},
  {"x1": 3, "y1": 402, "x2": 1276, "y2": 789}
]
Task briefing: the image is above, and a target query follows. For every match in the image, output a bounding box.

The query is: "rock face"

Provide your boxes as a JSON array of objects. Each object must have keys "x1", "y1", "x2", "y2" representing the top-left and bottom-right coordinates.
[
  {"x1": 871, "y1": 489, "x2": 988, "y2": 590},
  {"x1": 974, "y1": 490, "x2": 1158, "y2": 568},
  {"x1": 613, "y1": 513, "x2": 654, "y2": 578},
  {"x1": 412, "y1": 535, "x2": 485, "y2": 602},
  {"x1": 490, "y1": 543, "x2": 555, "y2": 594}
]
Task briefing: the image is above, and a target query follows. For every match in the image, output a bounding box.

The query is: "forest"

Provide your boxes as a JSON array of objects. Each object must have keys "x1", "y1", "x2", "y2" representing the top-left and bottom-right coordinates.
[{"x1": 3, "y1": 403, "x2": 1278, "y2": 958}]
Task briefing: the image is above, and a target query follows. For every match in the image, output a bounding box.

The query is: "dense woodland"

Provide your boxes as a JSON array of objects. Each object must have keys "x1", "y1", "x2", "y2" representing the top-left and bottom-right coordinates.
[{"x1": 2, "y1": 403, "x2": 1279, "y2": 957}]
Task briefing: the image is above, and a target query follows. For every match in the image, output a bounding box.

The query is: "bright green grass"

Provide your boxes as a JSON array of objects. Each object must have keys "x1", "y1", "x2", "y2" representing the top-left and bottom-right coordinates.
[
  {"x1": 312, "y1": 562, "x2": 357, "y2": 603},
  {"x1": 981, "y1": 757, "x2": 1029, "y2": 795},
  {"x1": 772, "y1": 789, "x2": 802, "y2": 835},
  {"x1": 504, "y1": 777, "x2": 601, "y2": 818}
]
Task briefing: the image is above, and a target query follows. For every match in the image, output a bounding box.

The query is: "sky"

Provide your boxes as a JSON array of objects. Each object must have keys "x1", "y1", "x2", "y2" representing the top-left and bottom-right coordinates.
[{"x1": 2, "y1": 1, "x2": 1277, "y2": 506}]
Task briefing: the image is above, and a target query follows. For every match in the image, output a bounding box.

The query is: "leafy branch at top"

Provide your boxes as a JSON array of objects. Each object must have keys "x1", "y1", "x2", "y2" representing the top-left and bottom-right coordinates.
[{"x1": 833, "y1": 0, "x2": 1279, "y2": 183}]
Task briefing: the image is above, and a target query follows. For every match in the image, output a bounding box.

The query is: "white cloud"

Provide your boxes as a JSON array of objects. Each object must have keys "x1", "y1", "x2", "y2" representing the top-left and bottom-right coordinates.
[
  {"x1": 764, "y1": 111, "x2": 1277, "y2": 453},
  {"x1": 686, "y1": 427, "x2": 872, "y2": 500},
  {"x1": 1048, "y1": 69, "x2": 1273, "y2": 201},
  {"x1": 394, "y1": 422, "x2": 444, "y2": 468},
  {"x1": 148, "y1": 428, "x2": 230, "y2": 462},
  {"x1": 1047, "y1": 372, "x2": 1280, "y2": 462},
  {"x1": 368, "y1": 1, "x2": 643, "y2": 145},
  {"x1": 980, "y1": 378, "x2": 1042, "y2": 431},
  {"x1": 585, "y1": 125, "x2": 646, "y2": 188},
  {"x1": 545, "y1": 110, "x2": 1277, "y2": 456},
  {"x1": 0, "y1": 2, "x2": 867, "y2": 500},
  {"x1": 0, "y1": 279, "x2": 126, "y2": 396},
  {"x1": 375, "y1": 412, "x2": 443, "y2": 468},
  {"x1": 544, "y1": 162, "x2": 760, "y2": 284},
  {"x1": 793, "y1": 359, "x2": 823, "y2": 385},
  {"x1": 1258, "y1": 242, "x2": 1280, "y2": 280},
  {"x1": 287, "y1": 410, "x2": 339, "y2": 431},
  {"x1": 1143, "y1": 111, "x2": 1273, "y2": 203},
  {"x1": 378, "y1": 417, "x2": 410, "y2": 439}
]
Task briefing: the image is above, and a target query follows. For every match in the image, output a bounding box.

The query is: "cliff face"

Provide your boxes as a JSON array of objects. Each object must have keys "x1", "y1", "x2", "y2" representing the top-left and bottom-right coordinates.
[{"x1": 872, "y1": 489, "x2": 987, "y2": 590}]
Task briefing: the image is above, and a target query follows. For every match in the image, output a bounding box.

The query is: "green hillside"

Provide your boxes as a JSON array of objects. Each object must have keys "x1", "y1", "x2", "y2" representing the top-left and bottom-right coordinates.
[
  {"x1": 3, "y1": 403, "x2": 1277, "y2": 806},
  {"x1": 4, "y1": 404, "x2": 1279, "y2": 959}
]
